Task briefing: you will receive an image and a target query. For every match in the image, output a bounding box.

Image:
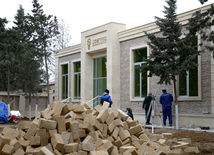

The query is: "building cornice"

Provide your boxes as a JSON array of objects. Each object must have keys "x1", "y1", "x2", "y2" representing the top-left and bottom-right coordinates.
[
  {"x1": 118, "y1": 3, "x2": 213, "y2": 42},
  {"x1": 54, "y1": 44, "x2": 81, "y2": 58}
]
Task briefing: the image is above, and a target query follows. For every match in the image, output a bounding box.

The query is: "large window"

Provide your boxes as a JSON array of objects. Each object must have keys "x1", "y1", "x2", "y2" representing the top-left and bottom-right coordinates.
[
  {"x1": 134, "y1": 48, "x2": 147, "y2": 98},
  {"x1": 179, "y1": 37, "x2": 198, "y2": 97},
  {"x1": 93, "y1": 57, "x2": 107, "y2": 98},
  {"x1": 62, "y1": 64, "x2": 68, "y2": 99},
  {"x1": 74, "y1": 62, "x2": 81, "y2": 100}
]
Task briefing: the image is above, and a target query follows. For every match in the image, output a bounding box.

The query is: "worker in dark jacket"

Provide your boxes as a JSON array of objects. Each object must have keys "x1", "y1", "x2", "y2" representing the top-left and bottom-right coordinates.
[
  {"x1": 100, "y1": 89, "x2": 113, "y2": 108},
  {"x1": 142, "y1": 92, "x2": 152, "y2": 125},
  {"x1": 159, "y1": 88, "x2": 173, "y2": 126},
  {"x1": 126, "y1": 108, "x2": 134, "y2": 120}
]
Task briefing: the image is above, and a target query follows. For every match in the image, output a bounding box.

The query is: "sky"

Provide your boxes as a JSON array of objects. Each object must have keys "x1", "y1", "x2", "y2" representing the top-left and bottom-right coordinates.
[{"x1": 1, "y1": 0, "x2": 214, "y2": 45}]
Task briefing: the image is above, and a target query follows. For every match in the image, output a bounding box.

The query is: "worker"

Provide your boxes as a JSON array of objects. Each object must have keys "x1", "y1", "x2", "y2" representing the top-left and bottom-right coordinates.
[
  {"x1": 126, "y1": 108, "x2": 134, "y2": 120},
  {"x1": 159, "y1": 88, "x2": 173, "y2": 126},
  {"x1": 142, "y1": 92, "x2": 152, "y2": 125},
  {"x1": 100, "y1": 89, "x2": 113, "y2": 108}
]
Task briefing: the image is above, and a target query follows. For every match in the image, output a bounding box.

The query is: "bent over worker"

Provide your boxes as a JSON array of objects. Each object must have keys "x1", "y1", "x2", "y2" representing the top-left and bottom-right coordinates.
[
  {"x1": 159, "y1": 88, "x2": 173, "y2": 126},
  {"x1": 100, "y1": 89, "x2": 113, "y2": 108}
]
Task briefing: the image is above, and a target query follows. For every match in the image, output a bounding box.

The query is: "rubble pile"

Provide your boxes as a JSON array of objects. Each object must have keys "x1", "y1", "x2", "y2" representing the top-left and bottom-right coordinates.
[{"x1": 0, "y1": 101, "x2": 199, "y2": 155}]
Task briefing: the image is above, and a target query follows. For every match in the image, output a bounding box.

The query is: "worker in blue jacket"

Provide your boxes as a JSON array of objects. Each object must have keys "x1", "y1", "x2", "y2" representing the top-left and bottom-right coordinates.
[
  {"x1": 100, "y1": 89, "x2": 113, "y2": 108},
  {"x1": 159, "y1": 88, "x2": 173, "y2": 126}
]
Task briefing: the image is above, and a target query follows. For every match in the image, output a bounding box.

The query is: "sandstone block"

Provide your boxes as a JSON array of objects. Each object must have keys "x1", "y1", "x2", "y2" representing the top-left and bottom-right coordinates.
[
  {"x1": 90, "y1": 118, "x2": 103, "y2": 132},
  {"x1": 171, "y1": 142, "x2": 189, "y2": 149},
  {"x1": 131, "y1": 135, "x2": 139, "y2": 141},
  {"x1": 102, "y1": 124, "x2": 108, "y2": 138},
  {"x1": 38, "y1": 146, "x2": 55, "y2": 155},
  {"x1": 114, "y1": 136, "x2": 123, "y2": 147},
  {"x1": 49, "y1": 129, "x2": 57, "y2": 138},
  {"x1": 83, "y1": 103, "x2": 91, "y2": 109},
  {"x1": 24, "y1": 122, "x2": 38, "y2": 140},
  {"x1": 37, "y1": 129, "x2": 49, "y2": 146},
  {"x1": 30, "y1": 136, "x2": 40, "y2": 146},
  {"x1": 112, "y1": 127, "x2": 119, "y2": 140},
  {"x1": 54, "y1": 149, "x2": 62, "y2": 155},
  {"x1": 106, "y1": 112, "x2": 115, "y2": 125},
  {"x1": 65, "y1": 143, "x2": 79, "y2": 153},
  {"x1": 19, "y1": 129, "x2": 25, "y2": 138},
  {"x1": 118, "y1": 127, "x2": 131, "y2": 141},
  {"x1": 52, "y1": 100, "x2": 64, "y2": 116},
  {"x1": 157, "y1": 139, "x2": 166, "y2": 144},
  {"x1": 2, "y1": 127, "x2": 20, "y2": 140},
  {"x1": 116, "y1": 109, "x2": 129, "y2": 121},
  {"x1": 108, "y1": 120, "x2": 116, "y2": 133},
  {"x1": 1, "y1": 144, "x2": 14, "y2": 155},
  {"x1": 79, "y1": 129, "x2": 86, "y2": 138},
  {"x1": 120, "y1": 146, "x2": 135, "y2": 155},
  {"x1": 81, "y1": 142, "x2": 96, "y2": 151},
  {"x1": 70, "y1": 120, "x2": 79, "y2": 140},
  {"x1": 51, "y1": 133, "x2": 64, "y2": 151},
  {"x1": 75, "y1": 113, "x2": 85, "y2": 119},
  {"x1": 178, "y1": 138, "x2": 191, "y2": 144},
  {"x1": 62, "y1": 103, "x2": 74, "y2": 115},
  {"x1": 95, "y1": 138, "x2": 103, "y2": 148},
  {"x1": 168, "y1": 149, "x2": 183, "y2": 155},
  {"x1": 26, "y1": 146, "x2": 43, "y2": 154},
  {"x1": 96, "y1": 109, "x2": 109, "y2": 123},
  {"x1": 111, "y1": 146, "x2": 119, "y2": 155},
  {"x1": 61, "y1": 131, "x2": 73, "y2": 145},
  {"x1": 107, "y1": 136, "x2": 114, "y2": 143},
  {"x1": 10, "y1": 138, "x2": 22, "y2": 152},
  {"x1": 82, "y1": 121, "x2": 95, "y2": 132},
  {"x1": 89, "y1": 131, "x2": 99, "y2": 141},
  {"x1": 102, "y1": 101, "x2": 110, "y2": 109},
  {"x1": 79, "y1": 150, "x2": 88, "y2": 155},
  {"x1": 162, "y1": 133, "x2": 173, "y2": 139},
  {"x1": 148, "y1": 134, "x2": 158, "y2": 142},
  {"x1": 13, "y1": 148, "x2": 25, "y2": 155},
  {"x1": 56, "y1": 116, "x2": 66, "y2": 134},
  {"x1": 85, "y1": 109, "x2": 93, "y2": 114},
  {"x1": 128, "y1": 124, "x2": 142, "y2": 135},
  {"x1": 184, "y1": 146, "x2": 199, "y2": 153},
  {"x1": 114, "y1": 118, "x2": 124, "y2": 127},
  {"x1": 83, "y1": 135, "x2": 95, "y2": 144},
  {"x1": 123, "y1": 121, "x2": 129, "y2": 130},
  {"x1": 18, "y1": 137, "x2": 30, "y2": 150},
  {"x1": 89, "y1": 150, "x2": 109, "y2": 155},
  {"x1": 97, "y1": 140, "x2": 113, "y2": 152},
  {"x1": 127, "y1": 120, "x2": 139, "y2": 128},
  {"x1": 45, "y1": 143, "x2": 53, "y2": 152},
  {"x1": 122, "y1": 138, "x2": 131, "y2": 145},
  {"x1": 94, "y1": 105, "x2": 102, "y2": 113},
  {"x1": 18, "y1": 121, "x2": 31, "y2": 130},
  {"x1": 38, "y1": 118, "x2": 57, "y2": 130},
  {"x1": 65, "y1": 111, "x2": 76, "y2": 119},
  {"x1": 73, "y1": 104, "x2": 85, "y2": 113}
]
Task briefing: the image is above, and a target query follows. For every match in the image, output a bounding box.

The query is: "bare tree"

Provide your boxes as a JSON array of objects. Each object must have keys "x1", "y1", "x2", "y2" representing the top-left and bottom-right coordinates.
[{"x1": 53, "y1": 19, "x2": 72, "y2": 50}]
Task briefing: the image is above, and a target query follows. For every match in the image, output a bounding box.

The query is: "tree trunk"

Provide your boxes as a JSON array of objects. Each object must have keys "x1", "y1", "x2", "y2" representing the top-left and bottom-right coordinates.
[
  {"x1": 7, "y1": 64, "x2": 10, "y2": 105},
  {"x1": 173, "y1": 79, "x2": 179, "y2": 130},
  {"x1": 45, "y1": 55, "x2": 50, "y2": 106}
]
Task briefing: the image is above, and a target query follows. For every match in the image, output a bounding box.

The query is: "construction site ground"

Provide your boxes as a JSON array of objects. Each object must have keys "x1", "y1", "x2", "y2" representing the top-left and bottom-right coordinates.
[{"x1": 0, "y1": 120, "x2": 213, "y2": 155}]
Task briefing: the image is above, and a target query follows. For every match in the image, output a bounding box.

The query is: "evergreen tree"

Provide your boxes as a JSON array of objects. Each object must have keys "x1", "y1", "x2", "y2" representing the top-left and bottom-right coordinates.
[
  {"x1": 199, "y1": 0, "x2": 208, "y2": 4},
  {"x1": 28, "y1": 0, "x2": 59, "y2": 106},
  {"x1": 140, "y1": 0, "x2": 203, "y2": 103}
]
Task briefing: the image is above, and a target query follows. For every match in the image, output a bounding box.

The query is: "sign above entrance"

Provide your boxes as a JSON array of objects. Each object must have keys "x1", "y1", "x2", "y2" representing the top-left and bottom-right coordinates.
[{"x1": 93, "y1": 36, "x2": 107, "y2": 47}]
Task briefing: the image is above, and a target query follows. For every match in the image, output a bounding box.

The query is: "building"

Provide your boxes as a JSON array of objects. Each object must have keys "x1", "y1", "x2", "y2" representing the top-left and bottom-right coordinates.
[{"x1": 55, "y1": 4, "x2": 214, "y2": 127}]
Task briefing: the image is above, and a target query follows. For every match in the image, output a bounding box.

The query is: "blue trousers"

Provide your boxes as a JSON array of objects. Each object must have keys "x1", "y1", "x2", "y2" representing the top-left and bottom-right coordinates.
[
  {"x1": 162, "y1": 106, "x2": 172, "y2": 125},
  {"x1": 145, "y1": 109, "x2": 151, "y2": 124}
]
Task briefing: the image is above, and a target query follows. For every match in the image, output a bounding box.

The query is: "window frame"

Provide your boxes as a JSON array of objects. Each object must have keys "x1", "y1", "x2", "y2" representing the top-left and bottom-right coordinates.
[
  {"x1": 177, "y1": 35, "x2": 202, "y2": 101},
  {"x1": 72, "y1": 59, "x2": 81, "y2": 102},
  {"x1": 60, "y1": 62, "x2": 69, "y2": 100},
  {"x1": 130, "y1": 45, "x2": 150, "y2": 101},
  {"x1": 74, "y1": 61, "x2": 81, "y2": 100}
]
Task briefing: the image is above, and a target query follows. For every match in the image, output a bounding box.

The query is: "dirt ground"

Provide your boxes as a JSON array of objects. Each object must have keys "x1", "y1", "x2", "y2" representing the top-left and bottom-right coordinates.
[
  {"x1": 152, "y1": 128, "x2": 214, "y2": 155},
  {"x1": 0, "y1": 121, "x2": 214, "y2": 154}
]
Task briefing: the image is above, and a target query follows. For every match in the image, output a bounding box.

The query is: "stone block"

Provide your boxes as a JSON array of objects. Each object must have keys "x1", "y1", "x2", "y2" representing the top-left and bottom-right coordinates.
[
  {"x1": 118, "y1": 127, "x2": 131, "y2": 141},
  {"x1": 37, "y1": 129, "x2": 49, "y2": 146},
  {"x1": 30, "y1": 136, "x2": 40, "y2": 146},
  {"x1": 13, "y1": 148, "x2": 25, "y2": 155},
  {"x1": 75, "y1": 113, "x2": 85, "y2": 119},
  {"x1": 107, "y1": 136, "x2": 114, "y2": 143},
  {"x1": 82, "y1": 121, "x2": 95, "y2": 132},
  {"x1": 131, "y1": 135, "x2": 139, "y2": 141},
  {"x1": 128, "y1": 124, "x2": 142, "y2": 135},
  {"x1": 111, "y1": 127, "x2": 119, "y2": 140},
  {"x1": 167, "y1": 138, "x2": 178, "y2": 143},
  {"x1": 45, "y1": 143, "x2": 53, "y2": 152},
  {"x1": 79, "y1": 129, "x2": 86, "y2": 138},
  {"x1": 52, "y1": 100, "x2": 64, "y2": 116},
  {"x1": 162, "y1": 133, "x2": 173, "y2": 139},
  {"x1": 184, "y1": 146, "x2": 199, "y2": 153},
  {"x1": 178, "y1": 138, "x2": 191, "y2": 144},
  {"x1": 137, "y1": 143, "x2": 148, "y2": 155},
  {"x1": 70, "y1": 152, "x2": 79, "y2": 155},
  {"x1": 139, "y1": 134, "x2": 149, "y2": 142},
  {"x1": 89, "y1": 131, "x2": 99, "y2": 141},
  {"x1": 102, "y1": 124, "x2": 108, "y2": 138},
  {"x1": 19, "y1": 129, "x2": 25, "y2": 137},
  {"x1": 106, "y1": 112, "x2": 115, "y2": 125},
  {"x1": 81, "y1": 142, "x2": 96, "y2": 151},
  {"x1": 130, "y1": 150, "x2": 138, "y2": 155},
  {"x1": 10, "y1": 138, "x2": 22, "y2": 152},
  {"x1": 61, "y1": 131, "x2": 73, "y2": 145},
  {"x1": 123, "y1": 121, "x2": 129, "y2": 130},
  {"x1": 85, "y1": 109, "x2": 93, "y2": 114},
  {"x1": 114, "y1": 136, "x2": 123, "y2": 147},
  {"x1": 49, "y1": 129, "x2": 57, "y2": 138},
  {"x1": 54, "y1": 149, "x2": 62, "y2": 155},
  {"x1": 157, "y1": 139, "x2": 166, "y2": 144},
  {"x1": 116, "y1": 109, "x2": 129, "y2": 121},
  {"x1": 108, "y1": 120, "x2": 116, "y2": 133},
  {"x1": 62, "y1": 103, "x2": 74, "y2": 115},
  {"x1": 51, "y1": 133, "x2": 64, "y2": 151},
  {"x1": 96, "y1": 109, "x2": 109, "y2": 123},
  {"x1": 89, "y1": 150, "x2": 109, "y2": 155},
  {"x1": 18, "y1": 121, "x2": 31, "y2": 130},
  {"x1": 111, "y1": 146, "x2": 119, "y2": 155},
  {"x1": 73, "y1": 104, "x2": 85, "y2": 113},
  {"x1": 120, "y1": 146, "x2": 135, "y2": 155},
  {"x1": 135, "y1": 130, "x2": 144, "y2": 137},
  {"x1": 24, "y1": 122, "x2": 38, "y2": 140},
  {"x1": 38, "y1": 118, "x2": 57, "y2": 130},
  {"x1": 94, "y1": 105, "x2": 102, "y2": 113},
  {"x1": 38, "y1": 146, "x2": 55, "y2": 155},
  {"x1": 56, "y1": 116, "x2": 66, "y2": 134},
  {"x1": 132, "y1": 141, "x2": 141, "y2": 149},
  {"x1": 79, "y1": 150, "x2": 88, "y2": 155},
  {"x1": 97, "y1": 130, "x2": 104, "y2": 139},
  {"x1": 1, "y1": 144, "x2": 14, "y2": 155},
  {"x1": 114, "y1": 118, "x2": 123, "y2": 127},
  {"x1": 65, "y1": 111, "x2": 76, "y2": 119},
  {"x1": 65, "y1": 143, "x2": 79, "y2": 153},
  {"x1": 70, "y1": 120, "x2": 79, "y2": 140},
  {"x1": 26, "y1": 146, "x2": 43, "y2": 154},
  {"x1": 83, "y1": 103, "x2": 91, "y2": 109},
  {"x1": 2, "y1": 127, "x2": 20, "y2": 140},
  {"x1": 83, "y1": 135, "x2": 95, "y2": 144},
  {"x1": 127, "y1": 120, "x2": 139, "y2": 129},
  {"x1": 102, "y1": 101, "x2": 110, "y2": 109},
  {"x1": 95, "y1": 138, "x2": 103, "y2": 148},
  {"x1": 90, "y1": 118, "x2": 103, "y2": 132},
  {"x1": 18, "y1": 137, "x2": 30, "y2": 150},
  {"x1": 148, "y1": 134, "x2": 158, "y2": 142},
  {"x1": 122, "y1": 138, "x2": 131, "y2": 145},
  {"x1": 144, "y1": 129, "x2": 151, "y2": 136},
  {"x1": 168, "y1": 149, "x2": 183, "y2": 155},
  {"x1": 171, "y1": 142, "x2": 189, "y2": 150},
  {"x1": 97, "y1": 140, "x2": 113, "y2": 152}
]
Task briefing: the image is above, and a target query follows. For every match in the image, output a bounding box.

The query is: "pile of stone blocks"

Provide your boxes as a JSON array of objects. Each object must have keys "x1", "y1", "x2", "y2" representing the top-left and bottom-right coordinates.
[{"x1": 0, "y1": 101, "x2": 199, "y2": 155}]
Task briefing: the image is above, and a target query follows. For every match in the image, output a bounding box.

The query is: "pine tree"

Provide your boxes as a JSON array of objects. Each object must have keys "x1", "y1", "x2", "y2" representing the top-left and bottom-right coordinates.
[
  {"x1": 140, "y1": 0, "x2": 203, "y2": 103},
  {"x1": 28, "y1": 0, "x2": 59, "y2": 106}
]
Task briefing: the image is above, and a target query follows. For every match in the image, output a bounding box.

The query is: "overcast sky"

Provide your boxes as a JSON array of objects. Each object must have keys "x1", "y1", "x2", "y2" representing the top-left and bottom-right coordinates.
[{"x1": 1, "y1": 0, "x2": 214, "y2": 45}]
